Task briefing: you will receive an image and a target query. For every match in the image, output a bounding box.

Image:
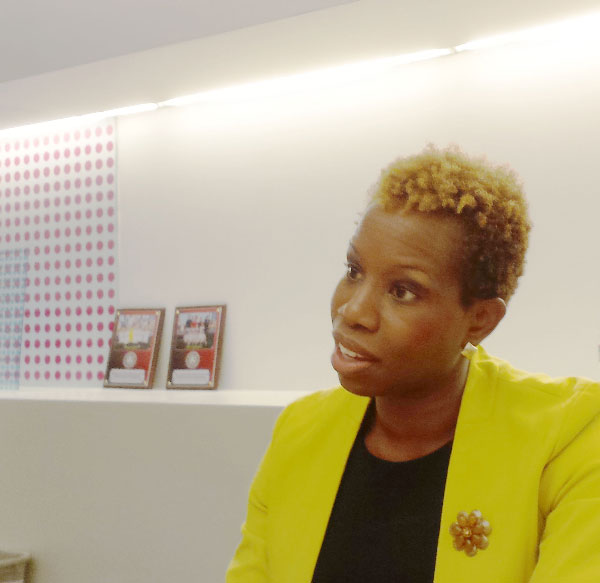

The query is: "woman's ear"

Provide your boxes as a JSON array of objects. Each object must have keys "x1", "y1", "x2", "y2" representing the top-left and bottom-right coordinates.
[{"x1": 465, "y1": 297, "x2": 507, "y2": 347}]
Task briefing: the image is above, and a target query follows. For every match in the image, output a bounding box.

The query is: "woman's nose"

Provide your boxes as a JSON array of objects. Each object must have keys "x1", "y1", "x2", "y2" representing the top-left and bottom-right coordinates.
[{"x1": 338, "y1": 284, "x2": 379, "y2": 331}]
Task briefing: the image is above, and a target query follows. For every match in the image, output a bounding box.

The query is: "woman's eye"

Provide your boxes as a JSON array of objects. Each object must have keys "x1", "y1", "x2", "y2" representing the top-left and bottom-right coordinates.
[
  {"x1": 390, "y1": 284, "x2": 417, "y2": 302},
  {"x1": 345, "y1": 263, "x2": 360, "y2": 281}
]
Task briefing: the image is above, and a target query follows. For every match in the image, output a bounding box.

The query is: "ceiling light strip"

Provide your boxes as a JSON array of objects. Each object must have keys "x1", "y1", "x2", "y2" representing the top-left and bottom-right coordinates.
[{"x1": 1, "y1": 10, "x2": 599, "y2": 134}]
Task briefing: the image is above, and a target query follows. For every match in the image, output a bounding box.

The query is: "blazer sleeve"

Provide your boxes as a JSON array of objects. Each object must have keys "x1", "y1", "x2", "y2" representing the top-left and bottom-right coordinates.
[
  {"x1": 225, "y1": 405, "x2": 291, "y2": 583},
  {"x1": 529, "y1": 387, "x2": 600, "y2": 583}
]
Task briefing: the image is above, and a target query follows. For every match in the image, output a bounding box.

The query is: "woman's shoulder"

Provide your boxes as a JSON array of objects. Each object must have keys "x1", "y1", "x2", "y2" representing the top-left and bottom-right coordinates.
[
  {"x1": 285, "y1": 386, "x2": 358, "y2": 411},
  {"x1": 279, "y1": 386, "x2": 366, "y2": 421},
  {"x1": 471, "y1": 346, "x2": 600, "y2": 448},
  {"x1": 271, "y1": 387, "x2": 368, "y2": 444},
  {"x1": 473, "y1": 345, "x2": 599, "y2": 402}
]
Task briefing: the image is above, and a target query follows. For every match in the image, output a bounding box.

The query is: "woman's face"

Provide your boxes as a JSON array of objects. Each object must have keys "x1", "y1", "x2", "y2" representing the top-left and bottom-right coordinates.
[{"x1": 331, "y1": 204, "x2": 476, "y2": 399}]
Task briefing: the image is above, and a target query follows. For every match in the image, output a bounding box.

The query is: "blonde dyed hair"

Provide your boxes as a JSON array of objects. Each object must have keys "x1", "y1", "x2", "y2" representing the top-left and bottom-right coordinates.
[{"x1": 371, "y1": 145, "x2": 531, "y2": 303}]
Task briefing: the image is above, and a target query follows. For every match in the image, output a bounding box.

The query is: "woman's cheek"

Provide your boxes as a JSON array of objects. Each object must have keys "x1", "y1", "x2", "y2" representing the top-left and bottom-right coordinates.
[{"x1": 404, "y1": 315, "x2": 439, "y2": 346}]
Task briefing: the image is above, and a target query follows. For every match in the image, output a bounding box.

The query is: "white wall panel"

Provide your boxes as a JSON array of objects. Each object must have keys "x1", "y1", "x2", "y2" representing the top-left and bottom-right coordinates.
[{"x1": 118, "y1": 35, "x2": 600, "y2": 385}]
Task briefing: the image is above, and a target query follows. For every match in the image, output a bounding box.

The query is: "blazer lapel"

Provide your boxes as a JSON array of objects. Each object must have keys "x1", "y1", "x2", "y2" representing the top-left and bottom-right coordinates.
[{"x1": 281, "y1": 392, "x2": 370, "y2": 583}]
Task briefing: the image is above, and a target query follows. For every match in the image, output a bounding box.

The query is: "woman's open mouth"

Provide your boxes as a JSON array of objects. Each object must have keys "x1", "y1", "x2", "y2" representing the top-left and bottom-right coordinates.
[{"x1": 331, "y1": 340, "x2": 377, "y2": 376}]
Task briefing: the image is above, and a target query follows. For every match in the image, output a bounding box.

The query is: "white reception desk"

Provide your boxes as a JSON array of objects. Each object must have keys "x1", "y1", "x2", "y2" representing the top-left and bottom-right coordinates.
[{"x1": 0, "y1": 389, "x2": 310, "y2": 582}]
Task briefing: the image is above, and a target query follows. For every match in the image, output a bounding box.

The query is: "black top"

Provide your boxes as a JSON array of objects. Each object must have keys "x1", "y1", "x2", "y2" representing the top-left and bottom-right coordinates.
[{"x1": 312, "y1": 402, "x2": 452, "y2": 583}]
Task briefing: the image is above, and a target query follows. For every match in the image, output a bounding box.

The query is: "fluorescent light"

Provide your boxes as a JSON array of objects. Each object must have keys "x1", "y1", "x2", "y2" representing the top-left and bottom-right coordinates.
[
  {"x1": 80, "y1": 103, "x2": 158, "y2": 120},
  {"x1": 158, "y1": 48, "x2": 453, "y2": 108},
  {"x1": 0, "y1": 103, "x2": 158, "y2": 136},
  {"x1": 456, "y1": 10, "x2": 600, "y2": 52}
]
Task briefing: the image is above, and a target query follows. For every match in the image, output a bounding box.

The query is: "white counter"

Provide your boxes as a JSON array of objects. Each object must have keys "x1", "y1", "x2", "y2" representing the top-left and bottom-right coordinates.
[{"x1": 0, "y1": 389, "x2": 310, "y2": 582}]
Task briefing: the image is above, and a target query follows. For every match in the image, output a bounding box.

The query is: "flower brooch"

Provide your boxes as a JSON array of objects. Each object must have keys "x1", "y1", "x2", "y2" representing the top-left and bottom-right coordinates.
[{"x1": 449, "y1": 510, "x2": 491, "y2": 557}]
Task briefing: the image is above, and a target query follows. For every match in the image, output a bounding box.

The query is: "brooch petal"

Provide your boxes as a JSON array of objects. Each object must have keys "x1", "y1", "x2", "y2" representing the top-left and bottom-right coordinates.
[{"x1": 449, "y1": 510, "x2": 492, "y2": 557}]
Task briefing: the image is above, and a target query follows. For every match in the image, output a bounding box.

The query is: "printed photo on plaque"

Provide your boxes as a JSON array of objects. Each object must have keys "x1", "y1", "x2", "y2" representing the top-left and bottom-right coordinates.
[
  {"x1": 104, "y1": 308, "x2": 165, "y2": 389},
  {"x1": 167, "y1": 305, "x2": 226, "y2": 389}
]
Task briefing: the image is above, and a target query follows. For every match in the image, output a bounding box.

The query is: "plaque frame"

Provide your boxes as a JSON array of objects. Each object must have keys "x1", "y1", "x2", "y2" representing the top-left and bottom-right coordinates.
[
  {"x1": 167, "y1": 305, "x2": 226, "y2": 390},
  {"x1": 103, "y1": 308, "x2": 165, "y2": 389}
]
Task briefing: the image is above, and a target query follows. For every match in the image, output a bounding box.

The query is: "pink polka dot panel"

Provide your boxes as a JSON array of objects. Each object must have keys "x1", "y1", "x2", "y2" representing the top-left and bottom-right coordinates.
[{"x1": 0, "y1": 119, "x2": 118, "y2": 387}]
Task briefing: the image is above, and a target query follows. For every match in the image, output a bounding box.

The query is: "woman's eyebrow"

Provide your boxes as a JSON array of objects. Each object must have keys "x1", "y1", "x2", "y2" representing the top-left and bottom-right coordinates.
[
  {"x1": 348, "y1": 242, "x2": 430, "y2": 276},
  {"x1": 389, "y1": 262, "x2": 429, "y2": 276}
]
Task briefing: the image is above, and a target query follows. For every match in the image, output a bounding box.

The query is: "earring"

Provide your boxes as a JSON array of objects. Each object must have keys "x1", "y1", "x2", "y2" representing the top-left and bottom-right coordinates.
[{"x1": 461, "y1": 341, "x2": 476, "y2": 356}]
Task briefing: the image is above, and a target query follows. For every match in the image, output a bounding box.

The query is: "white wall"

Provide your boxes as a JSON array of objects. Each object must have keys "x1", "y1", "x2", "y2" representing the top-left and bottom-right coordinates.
[{"x1": 118, "y1": 32, "x2": 600, "y2": 388}]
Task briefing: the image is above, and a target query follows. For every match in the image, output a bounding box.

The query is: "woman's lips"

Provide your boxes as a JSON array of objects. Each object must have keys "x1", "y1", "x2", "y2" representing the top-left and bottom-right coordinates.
[{"x1": 331, "y1": 341, "x2": 377, "y2": 376}]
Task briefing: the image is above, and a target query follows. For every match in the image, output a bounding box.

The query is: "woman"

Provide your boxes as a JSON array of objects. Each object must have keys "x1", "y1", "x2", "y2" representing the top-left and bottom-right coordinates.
[{"x1": 226, "y1": 146, "x2": 600, "y2": 582}]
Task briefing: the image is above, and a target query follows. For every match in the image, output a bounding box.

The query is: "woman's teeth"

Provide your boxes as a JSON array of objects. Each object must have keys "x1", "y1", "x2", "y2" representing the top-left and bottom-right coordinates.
[{"x1": 339, "y1": 343, "x2": 360, "y2": 358}]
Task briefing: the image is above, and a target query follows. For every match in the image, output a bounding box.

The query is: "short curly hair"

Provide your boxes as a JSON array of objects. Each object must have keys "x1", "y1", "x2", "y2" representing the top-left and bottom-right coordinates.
[{"x1": 370, "y1": 145, "x2": 531, "y2": 304}]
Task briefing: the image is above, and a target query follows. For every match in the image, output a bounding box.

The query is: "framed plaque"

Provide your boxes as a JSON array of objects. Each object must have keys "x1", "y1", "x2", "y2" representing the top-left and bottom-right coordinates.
[
  {"x1": 167, "y1": 305, "x2": 226, "y2": 389},
  {"x1": 104, "y1": 308, "x2": 165, "y2": 389}
]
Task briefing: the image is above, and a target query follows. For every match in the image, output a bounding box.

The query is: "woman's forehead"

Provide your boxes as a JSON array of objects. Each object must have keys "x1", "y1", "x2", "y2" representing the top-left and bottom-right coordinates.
[
  {"x1": 351, "y1": 205, "x2": 465, "y2": 277},
  {"x1": 354, "y1": 205, "x2": 464, "y2": 247}
]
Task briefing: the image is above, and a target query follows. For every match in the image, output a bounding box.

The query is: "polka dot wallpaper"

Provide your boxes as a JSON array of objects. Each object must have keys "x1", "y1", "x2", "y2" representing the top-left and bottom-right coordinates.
[{"x1": 0, "y1": 118, "x2": 118, "y2": 387}]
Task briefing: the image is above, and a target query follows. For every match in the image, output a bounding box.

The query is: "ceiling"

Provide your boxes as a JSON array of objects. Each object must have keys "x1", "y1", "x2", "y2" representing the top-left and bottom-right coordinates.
[
  {"x1": 1, "y1": 0, "x2": 599, "y2": 130},
  {"x1": 0, "y1": 0, "x2": 355, "y2": 83}
]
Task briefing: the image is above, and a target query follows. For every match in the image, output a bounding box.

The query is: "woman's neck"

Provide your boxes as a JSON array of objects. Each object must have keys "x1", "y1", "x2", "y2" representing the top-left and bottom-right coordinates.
[{"x1": 365, "y1": 357, "x2": 469, "y2": 462}]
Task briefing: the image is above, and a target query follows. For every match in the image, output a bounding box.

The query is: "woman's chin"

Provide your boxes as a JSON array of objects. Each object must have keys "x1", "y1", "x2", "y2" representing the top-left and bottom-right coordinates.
[{"x1": 337, "y1": 374, "x2": 379, "y2": 398}]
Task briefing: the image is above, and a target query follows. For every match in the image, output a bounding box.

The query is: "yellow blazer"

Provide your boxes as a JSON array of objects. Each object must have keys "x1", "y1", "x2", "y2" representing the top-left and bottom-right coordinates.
[{"x1": 227, "y1": 347, "x2": 600, "y2": 582}]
